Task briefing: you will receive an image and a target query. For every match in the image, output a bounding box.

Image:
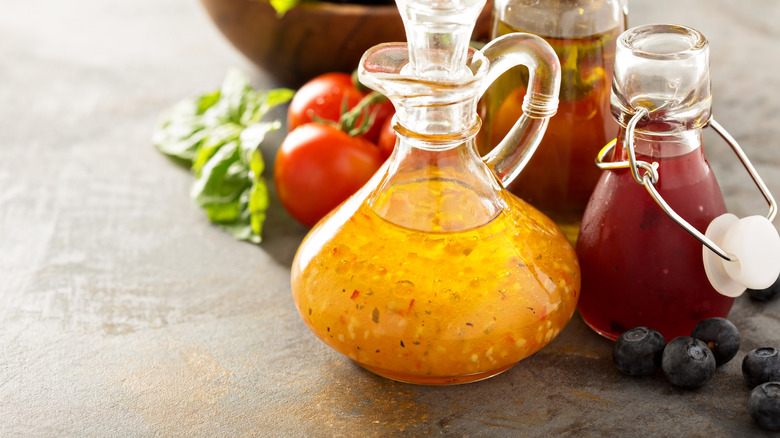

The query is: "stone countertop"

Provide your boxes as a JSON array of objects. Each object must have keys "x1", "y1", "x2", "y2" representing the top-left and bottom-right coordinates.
[{"x1": 2, "y1": 0, "x2": 779, "y2": 436}]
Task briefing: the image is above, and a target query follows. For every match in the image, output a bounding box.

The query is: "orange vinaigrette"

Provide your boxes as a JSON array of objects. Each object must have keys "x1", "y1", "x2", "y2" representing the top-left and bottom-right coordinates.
[
  {"x1": 478, "y1": 22, "x2": 621, "y2": 242},
  {"x1": 292, "y1": 176, "x2": 580, "y2": 385},
  {"x1": 292, "y1": 0, "x2": 579, "y2": 385}
]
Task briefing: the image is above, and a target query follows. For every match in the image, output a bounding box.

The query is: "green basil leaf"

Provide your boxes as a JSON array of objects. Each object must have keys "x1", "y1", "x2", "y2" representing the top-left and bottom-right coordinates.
[
  {"x1": 220, "y1": 68, "x2": 252, "y2": 122},
  {"x1": 242, "y1": 88, "x2": 296, "y2": 126},
  {"x1": 192, "y1": 123, "x2": 244, "y2": 175},
  {"x1": 153, "y1": 125, "x2": 207, "y2": 164},
  {"x1": 192, "y1": 142, "x2": 249, "y2": 208},
  {"x1": 153, "y1": 102, "x2": 207, "y2": 163},
  {"x1": 214, "y1": 186, "x2": 263, "y2": 244},
  {"x1": 248, "y1": 179, "x2": 269, "y2": 236},
  {"x1": 204, "y1": 199, "x2": 243, "y2": 224},
  {"x1": 239, "y1": 121, "x2": 280, "y2": 177},
  {"x1": 197, "y1": 89, "x2": 222, "y2": 113},
  {"x1": 154, "y1": 68, "x2": 293, "y2": 243}
]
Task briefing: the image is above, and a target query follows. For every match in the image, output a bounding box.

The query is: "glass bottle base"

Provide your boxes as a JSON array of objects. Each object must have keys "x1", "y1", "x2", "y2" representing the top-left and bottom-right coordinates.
[
  {"x1": 580, "y1": 314, "x2": 620, "y2": 341},
  {"x1": 357, "y1": 362, "x2": 517, "y2": 385}
]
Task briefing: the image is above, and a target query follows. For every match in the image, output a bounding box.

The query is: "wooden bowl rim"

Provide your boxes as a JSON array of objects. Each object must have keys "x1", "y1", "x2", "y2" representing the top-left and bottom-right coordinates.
[{"x1": 249, "y1": 0, "x2": 402, "y2": 16}]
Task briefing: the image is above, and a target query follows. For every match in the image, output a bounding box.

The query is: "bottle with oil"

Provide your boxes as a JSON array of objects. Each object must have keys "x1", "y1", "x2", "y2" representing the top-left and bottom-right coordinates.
[
  {"x1": 479, "y1": 0, "x2": 627, "y2": 243},
  {"x1": 290, "y1": 0, "x2": 580, "y2": 385}
]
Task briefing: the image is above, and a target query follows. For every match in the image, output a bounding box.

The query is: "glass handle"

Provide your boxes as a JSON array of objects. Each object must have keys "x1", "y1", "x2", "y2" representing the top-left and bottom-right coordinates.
[{"x1": 478, "y1": 32, "x2": 561, "y2": 186}]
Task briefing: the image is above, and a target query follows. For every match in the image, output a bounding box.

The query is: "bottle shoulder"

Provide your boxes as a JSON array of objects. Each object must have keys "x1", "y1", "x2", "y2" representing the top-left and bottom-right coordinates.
[{"x1": 495, "y1": 0, "x2": 627, "y2": 38}]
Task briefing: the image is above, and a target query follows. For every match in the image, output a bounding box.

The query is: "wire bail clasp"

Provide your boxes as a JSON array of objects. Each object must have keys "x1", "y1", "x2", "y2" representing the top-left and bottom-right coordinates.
[{"x1": 596, "y1": 108, "x2": 777, "y2": 263}]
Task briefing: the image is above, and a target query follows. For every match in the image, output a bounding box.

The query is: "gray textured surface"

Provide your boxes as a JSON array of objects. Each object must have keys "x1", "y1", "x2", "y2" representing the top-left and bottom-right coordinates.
[{"x1": 2, "y1": 0, "x2": 779, "y2": 436}]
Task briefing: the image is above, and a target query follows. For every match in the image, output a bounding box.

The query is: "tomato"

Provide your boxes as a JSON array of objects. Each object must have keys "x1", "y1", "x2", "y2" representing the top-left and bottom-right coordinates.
[
  {"x1": 288, "y1": 73, "x2": 364, "y2": 131},
  {"x1": 376, "y1": 115, "x2": 397, "y2": 160},
  {"x1": 274, "y1": 123, "x2": 384, "y2": 227},
  {"x1": 287, "y1": 72, "x2": 394, "y2": 144},
  {"x1": 362, "y1": 99, "x2": 395, "y2": 143}
]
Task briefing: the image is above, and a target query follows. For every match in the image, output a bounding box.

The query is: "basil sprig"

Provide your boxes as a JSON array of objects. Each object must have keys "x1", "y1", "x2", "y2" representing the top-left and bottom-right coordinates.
[{"x1": 153, "y1": 69, "x2": 294, "y2": 243}]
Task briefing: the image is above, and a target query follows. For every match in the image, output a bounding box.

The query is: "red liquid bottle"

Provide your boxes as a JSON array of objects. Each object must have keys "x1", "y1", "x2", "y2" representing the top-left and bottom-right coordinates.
[{"x1": 576, "y1": 25, "x2": 735, "y2": 341}]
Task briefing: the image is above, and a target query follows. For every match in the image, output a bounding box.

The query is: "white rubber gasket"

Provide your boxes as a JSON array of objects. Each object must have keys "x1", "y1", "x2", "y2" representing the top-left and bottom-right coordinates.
[{"x1": 703, "y1": 213, "x2": 744, "y2": 297}]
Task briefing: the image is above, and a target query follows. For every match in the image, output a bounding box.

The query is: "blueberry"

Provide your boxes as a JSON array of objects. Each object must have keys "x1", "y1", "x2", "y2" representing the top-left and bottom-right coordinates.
[
  {"x1": 613, "y1": 327, "x2": 666, "y2": 376},
  {"x1": 691, "y1": 317, "x2": 740, "y2": 366},
  {"x1": 743, "y1": 347, "x2": 780, "y2": 387},
  {"x1": 661, "y1": 336, "x2": 716, "y2": 388},
  {"x1": 747, "y1": 274, "x2": 780, "y2": 302},
  {"x1": 748, "y1": 382, "x2": 780, "y2": 431}
]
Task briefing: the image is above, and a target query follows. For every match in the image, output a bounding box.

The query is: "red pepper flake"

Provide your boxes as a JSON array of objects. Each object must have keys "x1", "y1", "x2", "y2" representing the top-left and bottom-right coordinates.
[
  {"x1": 331, "y1": 247, "x2": 338, "y2": 255},
  {"x1": 350, "y1": 290, "x2": 360, "y2": 300},
  {"x1": 408, "y1": 299, "x2": 415, "y2": 310}
]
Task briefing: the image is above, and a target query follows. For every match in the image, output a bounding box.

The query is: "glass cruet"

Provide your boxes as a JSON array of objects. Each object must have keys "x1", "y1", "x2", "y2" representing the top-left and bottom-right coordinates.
[
  {"x1": 576, "y1": 24, "x2": 780, "y2": 342},
  {"x1": 290, "y1": 0, "x2": 581, "y2": 385},
  {"x1": 479, "y1": 0, "x2": 628, "y2": 243}
]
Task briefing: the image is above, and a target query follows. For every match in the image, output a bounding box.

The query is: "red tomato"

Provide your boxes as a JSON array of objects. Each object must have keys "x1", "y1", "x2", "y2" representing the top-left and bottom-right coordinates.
[
  {"x1": 274, "y1": 123, "x2": 384, "y2": 227},
  {"x1": 361, "y1": 99, "x2": 395, "y2": 143},
  {"x1": 287, "y1": 72, "x2": 393, "y2": 144},
  {"x1": 376, "y1": 116, "x2": 397, "y2": 160},
  {"x1": 288, "y1": 73, "x2": 363, "y2": 130}
]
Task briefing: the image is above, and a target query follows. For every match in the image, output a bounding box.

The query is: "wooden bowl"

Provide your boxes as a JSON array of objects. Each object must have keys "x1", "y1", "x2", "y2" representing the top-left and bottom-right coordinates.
[{"x1": 199, "y1": 0, "x2": 493, "y2": 88}]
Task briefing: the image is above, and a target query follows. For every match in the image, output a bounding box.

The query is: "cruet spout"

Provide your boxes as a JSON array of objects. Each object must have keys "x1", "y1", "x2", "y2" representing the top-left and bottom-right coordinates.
[
  {"x1": 395, "y1": 0, "x2": 486, "y2": 80},
  {"x1": 362, "y1": 0, "x2": 561, "y2": 187}
]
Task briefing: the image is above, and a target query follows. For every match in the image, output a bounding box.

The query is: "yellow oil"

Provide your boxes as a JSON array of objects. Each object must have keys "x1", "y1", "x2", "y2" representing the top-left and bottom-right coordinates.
[
  {"x1": 478, "y1": 21, "x2": 622, "y2": 245},
  {"x1": 291, "y1": 176, "x2": 580, "y2": 385}
]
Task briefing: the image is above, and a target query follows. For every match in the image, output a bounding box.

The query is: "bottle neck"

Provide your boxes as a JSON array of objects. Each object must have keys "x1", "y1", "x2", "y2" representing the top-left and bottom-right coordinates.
[
  {"x1": 611, "y1": 24, "x2": 712, "y2": 134},
  {"x1": 367, "y1": 133, "x2": 505, "y2": 233},
  {"x1": 494, "y1": 0, "x2": 627, "y2": 38},
  {"x1": 358, "y1": 43, "x2": 488, "y2": 140},
  {"x1": 614, "y1": 121, "x2": 704, "y2": 161}
]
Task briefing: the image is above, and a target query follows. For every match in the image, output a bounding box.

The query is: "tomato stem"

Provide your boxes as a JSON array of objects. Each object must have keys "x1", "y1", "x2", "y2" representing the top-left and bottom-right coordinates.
[
  {"x1": 307, "y1": 91, "x2": 389, "y2": 138},
  {"x1": 340, "y1": 92, "x2": 389, "y2": 137}
]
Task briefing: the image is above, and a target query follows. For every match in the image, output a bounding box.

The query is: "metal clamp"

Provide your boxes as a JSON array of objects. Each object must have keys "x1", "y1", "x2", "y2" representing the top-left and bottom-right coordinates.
[{"x1": 595, "y1": 109, "x2": 777, "y2": 262}]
